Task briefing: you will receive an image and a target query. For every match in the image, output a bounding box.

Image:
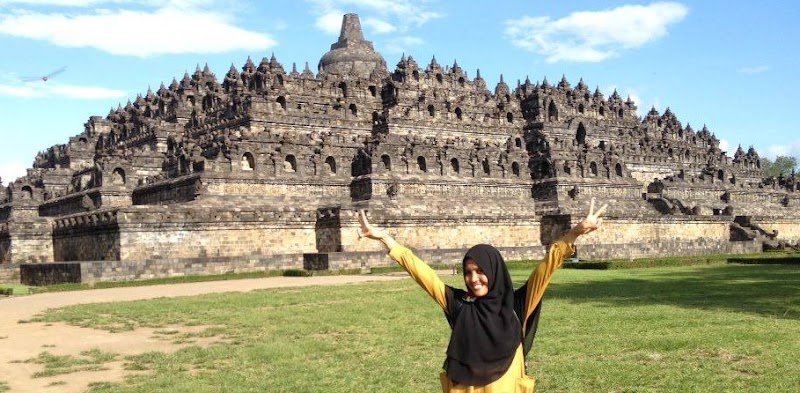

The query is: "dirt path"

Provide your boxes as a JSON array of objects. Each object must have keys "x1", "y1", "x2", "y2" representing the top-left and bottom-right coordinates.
[{"x1": 0, "y1": 274, "x2": 408, "y2": 393}]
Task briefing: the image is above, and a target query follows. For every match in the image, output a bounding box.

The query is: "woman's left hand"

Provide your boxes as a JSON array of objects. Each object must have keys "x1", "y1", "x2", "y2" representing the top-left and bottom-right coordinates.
[{"x1": 567, "y1": 198, "x2": 608, "y2": 240}]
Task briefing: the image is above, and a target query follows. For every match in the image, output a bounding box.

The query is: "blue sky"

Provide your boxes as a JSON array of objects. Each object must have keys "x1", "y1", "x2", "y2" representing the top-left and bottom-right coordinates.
[{"x1": 1, "y1": 0, "x2": 798, "y2": 185}]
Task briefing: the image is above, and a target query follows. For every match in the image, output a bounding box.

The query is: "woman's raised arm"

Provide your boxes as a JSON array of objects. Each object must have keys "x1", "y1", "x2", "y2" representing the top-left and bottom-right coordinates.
[
  {"x1": 357, "y1": 210, "x2": 398, "y2": 250},
  {"x1": 522, "y1": 198, "x2": 608, "y2": 320},
  {"x1": 562, "y1": 197, "x2": 608, "y2": 244},
  {"x1": 357, "y1": 210, "x2": 447, "y2": 310}
]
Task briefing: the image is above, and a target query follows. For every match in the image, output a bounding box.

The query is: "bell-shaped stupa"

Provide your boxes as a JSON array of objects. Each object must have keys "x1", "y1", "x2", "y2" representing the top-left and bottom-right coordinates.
[{"x1": 318, "y1": 13, "x2": 387, "y2": 77}]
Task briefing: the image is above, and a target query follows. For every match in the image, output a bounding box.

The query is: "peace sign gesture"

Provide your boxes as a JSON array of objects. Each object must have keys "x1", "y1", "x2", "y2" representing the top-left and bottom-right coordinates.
[{"x1": 566, "y1": 198, "x2": 608, "y2": 241}]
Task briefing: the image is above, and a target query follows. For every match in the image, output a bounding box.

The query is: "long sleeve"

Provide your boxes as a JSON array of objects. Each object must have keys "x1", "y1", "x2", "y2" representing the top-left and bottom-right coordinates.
[
  {"x1": 522, "y1": 238, "x2": 576, "y2": 324},
  {"x1": 388, "y1": 245, "x2": 448, "y2": 311}
]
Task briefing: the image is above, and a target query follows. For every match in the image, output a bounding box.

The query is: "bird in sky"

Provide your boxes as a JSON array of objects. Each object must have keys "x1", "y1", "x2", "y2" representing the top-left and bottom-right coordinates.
[{"x1": 21, "y1": 66, "x2": 67, "y2": 82}]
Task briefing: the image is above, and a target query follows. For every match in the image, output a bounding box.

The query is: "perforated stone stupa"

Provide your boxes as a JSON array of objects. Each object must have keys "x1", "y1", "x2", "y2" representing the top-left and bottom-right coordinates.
[{"x1": 1, "y1": 14, "x2": 798, "y2": 283}]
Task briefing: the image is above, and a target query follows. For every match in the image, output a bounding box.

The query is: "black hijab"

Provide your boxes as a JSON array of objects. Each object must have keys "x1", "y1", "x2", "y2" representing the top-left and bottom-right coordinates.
[{"x1": 445, "y1": 244, "x2": 522, "y2": 386}]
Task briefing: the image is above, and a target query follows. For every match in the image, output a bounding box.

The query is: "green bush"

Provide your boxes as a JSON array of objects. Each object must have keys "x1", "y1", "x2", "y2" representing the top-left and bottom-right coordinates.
[
  {"x1": 560, "y1": 251, "x2": 800, "y2": 270},
  {"x1": 370, "y1": 263, "x2": 454, "y2": 275},
  {"x1": 282, "y1": 269, "x2": 312, "y2": 277},
  {"x1": 728, "y1": 257, "x2": 800, "y2": 265}
]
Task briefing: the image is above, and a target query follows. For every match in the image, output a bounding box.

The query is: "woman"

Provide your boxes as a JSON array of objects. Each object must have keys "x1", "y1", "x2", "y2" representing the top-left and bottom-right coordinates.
[{"x1": 357, "y1": 199, "x2": 607, "y2": 393}]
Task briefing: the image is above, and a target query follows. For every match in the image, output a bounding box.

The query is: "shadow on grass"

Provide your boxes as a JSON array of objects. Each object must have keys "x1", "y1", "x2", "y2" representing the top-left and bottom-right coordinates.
[{"x1": 548, "y1": 264, "x2": 800, "y2": 320}]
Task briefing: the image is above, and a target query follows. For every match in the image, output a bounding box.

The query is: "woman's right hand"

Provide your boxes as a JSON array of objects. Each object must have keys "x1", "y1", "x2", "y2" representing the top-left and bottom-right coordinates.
[
  {"x1": 357, "y1": 210, "x2": 387, "y2": 240},
  {"x1": 357, "y1": 210, "x2": 397, "y2": 250}
]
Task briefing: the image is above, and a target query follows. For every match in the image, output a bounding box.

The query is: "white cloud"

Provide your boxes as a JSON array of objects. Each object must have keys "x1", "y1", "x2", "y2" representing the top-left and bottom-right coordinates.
[
  {"x1": 272, "y1": 19, "x2": 289, "y2": 31},
  {"x1": 505, "y1": 2, "x2": 689, "y2": 63},
  {"x1": 346, "y1": 0, "x2": 442, "y2": 27},
  {"x1": 718, "y1": 139, "x2": 732, "y2": 156},
  {"x1": 46, "y1": 83, "x2": 127, "y2": 99},
  {"x1": 363, "y1": 17, "x2": 395, "y2": 34},
  {"x1": 0, "y1": 84, "x2": 41, "y2": 97},
  {"x1": 0, "y1": 81, "x2": 126, "y2": 99},
  {"x1": 737, "y1": 65, "x2": 770, "y2": 75},
  {"x1": 616, "y1": 86, "x2": 661, "y2": 116},
  {"x1": 625, "y1": 90, "x2": 643, "y2": 113},
  {"x1": 0, "y1": 0, "x2": 215, "y2": 7},
  {"x1": 0, "y1": 6, "x2": 276, "y2": 57},
  {"x1": 0, "y1": 0, "x2": 105, "y2": 5},
  {"x1": 305, "y1": 0, "x2": 443, "y2": 35},
  {"x1": 316, "y1": 9, "x2": 346, "y2": 35},
  {"x1": 765, "y1": 141, "x2": 800, "y2": 160},
  {"x1": 384, "y1": 35, "x2": 424, "y2": 54},
  {"x1": 0, "y1": 161, "x2": 27, "y2": 185}
]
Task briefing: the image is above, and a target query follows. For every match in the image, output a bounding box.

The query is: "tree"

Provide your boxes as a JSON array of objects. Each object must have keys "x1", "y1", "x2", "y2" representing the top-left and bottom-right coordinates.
[{"x1": 761, "y1": 155, "x2": 798, "y2": 178}]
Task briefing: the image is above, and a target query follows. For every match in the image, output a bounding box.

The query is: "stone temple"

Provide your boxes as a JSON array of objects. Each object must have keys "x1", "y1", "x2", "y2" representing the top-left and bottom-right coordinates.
[{"x1": 1, "y1": 14, "x2": 798, "y2": 283}]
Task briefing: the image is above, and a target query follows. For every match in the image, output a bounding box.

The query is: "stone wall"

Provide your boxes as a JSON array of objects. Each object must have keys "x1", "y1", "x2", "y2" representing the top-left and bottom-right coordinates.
[
  {"x1": 753, "y1": 218, "x2": 800, "y2": 243},
  {"x1": 53, "y1": 227, "x2": 120, "y2": 261},
  {"x1": 87, "y1": 253, "x2": 305, "y2": 282},
  {"x1": 116, "y1": 207, "x2": 319, "y2": 260},
  {"x1": 21, "y1": 253, "x2": 307, "y2": 284},
  {"x1": 1, "y1": 220, "x2": 53, "y2": 263},
  {"x1": 561, "y1": 218, "x2": 758, "y2": 259},
  {"x1": 39, "y1": 190, "x2": 95, "y2": 217},
  {"x1": 341, "y1": 216, "x2": 541, "y2": 253},
  {"x1": 7, "y1": 236, "x2": 54, "y2": 263},
  {"x1": 40, "y1": 188, "x2": 132, "y2": 217},
  {"x1": 0, "y1": 263, "x2": 18, "y2": 282},
  {"x1": 0, "y1": 236, "x2": 9, "y2": 264},
  {"x1": 341, "y1": 217, "x2": 744, "y2": 263},
  {"x1": 132, "y1": 175, "x2": 202, "y2": 205},
  {"x1": 311, "y1": 245, "x2": 552, "y2": 272},
  {"x1": 584, "y1": 218, "x2": 730, "y2": 244},
  {"x1": 16, "y1": 235, "x2": 762, "y2": 285},
  {"x1": 205, "y1": 180, "x2": 352, "y2": 199},
  {"x1": 315, "y1": 207, "x2": 343, "y2": 252},
  {"x1": 52, "y1": 210, "x2": 120, "y2": 261},
  {"x1": 627, "y1": 163, "x2": 675, "y2": 191},
  {"x1": 49, "y1": 206, "x2": 323, "y2": 262},
  {"x1": 119, "y1": 224, "x2": 318, "y2": 261},
  {"x1": 21, "y1": 262, "x2": 82, "y2": 285},
  {"x1": 315, "y1": 235, "x2": 760, "y2": 272},
  {"x1": 576, "y1": 238, "x2": 760, "y2": 260}
]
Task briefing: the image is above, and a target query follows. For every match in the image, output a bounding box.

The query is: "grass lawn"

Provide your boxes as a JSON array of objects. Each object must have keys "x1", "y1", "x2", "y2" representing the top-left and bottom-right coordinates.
[
  {"x1": 30, "y1": 263, "x2": 800, "y2": 393},
  {"x1": 0, "y1": 283, "x2": 33, "y2": 295}
]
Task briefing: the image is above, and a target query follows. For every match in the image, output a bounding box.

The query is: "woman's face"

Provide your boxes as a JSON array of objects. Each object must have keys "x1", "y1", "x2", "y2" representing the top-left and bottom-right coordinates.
[{"x1": 463, "y1": 259, "x2": 489, "y2": 297}]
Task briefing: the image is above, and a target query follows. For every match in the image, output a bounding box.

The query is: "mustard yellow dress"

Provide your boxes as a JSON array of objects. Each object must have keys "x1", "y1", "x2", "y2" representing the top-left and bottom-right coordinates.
[{"x1": 388, "y1": 240, "x2": 575, "y2": 393}]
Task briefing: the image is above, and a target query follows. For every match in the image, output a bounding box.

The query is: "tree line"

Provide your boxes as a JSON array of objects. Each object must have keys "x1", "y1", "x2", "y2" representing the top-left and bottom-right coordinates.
[{"x1": 760, "y1": 155, "x2": 798, "y2": 178}]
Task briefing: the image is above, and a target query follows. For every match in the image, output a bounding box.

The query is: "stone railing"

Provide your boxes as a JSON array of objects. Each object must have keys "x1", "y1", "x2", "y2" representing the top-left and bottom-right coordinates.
[
  {"x1": 132, "y1": 174, "x2": 202, "y2": 205},
  {"x1": 53, "y1": 210, "x2": 119, "y2": 234}
]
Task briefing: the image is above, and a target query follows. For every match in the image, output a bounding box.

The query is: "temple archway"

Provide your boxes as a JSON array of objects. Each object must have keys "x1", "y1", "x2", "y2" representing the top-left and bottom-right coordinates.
[
  {"x1": 284, "y1": 155, "x2": 297, "y2": 172},
  {"x1": 548, "y1": 101, "x2": 558, "y2": 121},
  {"x1": 577, "y1": 123, "x2": 587, "y2": 145},
  {"x1": 417, "y1": 156, "x2": 427, "y2": 172},
  {"x1": 325, "y1": 156, "x2": 337, "y2": 174}
]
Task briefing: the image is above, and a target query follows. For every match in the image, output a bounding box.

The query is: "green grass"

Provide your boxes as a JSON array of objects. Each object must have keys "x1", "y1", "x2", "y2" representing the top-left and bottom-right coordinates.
[
  {"x1": 27, "y1": 262, "x2": 800, "y2": 392},
  {"x1": 0, "y1": 381, "x2": 9, "y2": 392},
  {"x1": 0, "y1": 283, "x2": 34, "y2": 295},
  {"x1": 22, "y1": 349, "x2": 119, "y2": 378}
]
